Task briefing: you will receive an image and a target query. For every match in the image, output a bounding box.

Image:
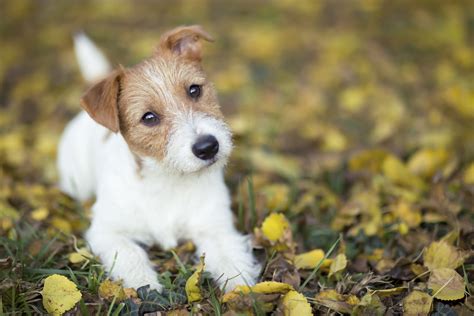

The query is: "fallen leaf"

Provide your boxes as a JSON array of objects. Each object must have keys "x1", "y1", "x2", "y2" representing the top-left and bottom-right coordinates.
[
  {"x1": 352, "y1": 293, "x2": 386, "y2": 316},
  {"x1": 428, "y1": 268, "x2": 465, "y2": 301},
  {"x1": 261, "y1": 213, "x2": 290, "y2": 242},
  {"x1": 98, "y1": 279, "x2": 127, "y2": 301},
  {"x1": 348, "y1": 149, "x2": 390, "y2": 173},
  {"x1": 314, "y1": 289, "x2": 360, "y2": 313},
  {"x1": 50, "y1": 216, "x2": 72, "y2": 234},
  {"x1": 382, "y1": 155, "x2": 425, "y2": 190},
  {"x1": 391, "y1": 200, "x2": 421, "y2": 228},
  {"x1": 68, "y1": 247, "x2": 92, "y2": 264},
  {"x1": 31, "y1": 207, "x2": 49, "y2": 221},
  {"x1": 223, "y1": 281, "x2": 293, "y2": 303},
  {"x1": 463, "y1": 162, "x2": 474, "y2": 184},
  {"x1": 294, "y1": 249, "x2": 332, "y2": 270},
  {"x1": 281, "y1": 290, "x2": 312, "y2": 316},
  {"x1": 408, "y1": 148, "x2": 450, "y2": 179},
  {"x1": 262, "y1": 183, "x2": 290, "y2": 211},
  {"x1": 41, "y1": 274, "x2": 82, "y2": 316},
  {"x1": 185, "y1": 255, "x2": 205, "y2": 303},
  {"x1": 423, "y1": 240, "x2": 466, "y2": 270},
  {"x1": 370, "y1": 287, "x2": 406, "y2": 297},
  {"x1": 403, "y1": 290, "x2": 432, "y2": 316},
  {"x1": 329, "y1": 253, "x2": 347, "y2": 277}
]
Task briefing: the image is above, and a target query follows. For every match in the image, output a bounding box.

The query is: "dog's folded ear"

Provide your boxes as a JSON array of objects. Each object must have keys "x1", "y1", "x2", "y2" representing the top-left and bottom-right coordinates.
[
  {"x1": 157, "y1": 25, "x2": 214, "y2": 61},
  {"x1": 80, "y1": 69, "x2": 122, "y2": 133}
]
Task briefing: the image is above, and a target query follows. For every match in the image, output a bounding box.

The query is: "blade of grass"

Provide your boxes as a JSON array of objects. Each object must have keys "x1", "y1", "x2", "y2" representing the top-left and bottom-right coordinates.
[
  {"x1": 79, "y1": 298, "x2": 91, "y2": 316},
  {"x1": 299, "y1": 235, "x2": 341, "y2": 291},
  {"x1": 247, "y1": 176, "x2": 257, "y2": 229},
  {"x1": 170, "y1": 250, "x2": 187, "y2": 274},
  {"x1": 237, "y1": 178, "x2": 245, "y2": 231}
]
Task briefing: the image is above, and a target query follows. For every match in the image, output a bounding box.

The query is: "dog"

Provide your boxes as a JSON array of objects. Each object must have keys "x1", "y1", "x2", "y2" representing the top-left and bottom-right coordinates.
[{"x1": 57, "y1": 26, "x2": 260, "y2": 292}]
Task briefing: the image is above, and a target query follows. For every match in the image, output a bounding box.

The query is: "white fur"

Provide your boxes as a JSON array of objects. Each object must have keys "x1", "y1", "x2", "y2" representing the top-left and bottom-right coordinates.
[
  {"x1": 57, "y1": 34, "x2": 260, "y2": 292},
  {"x1": 73, "y1": 32, "x2": 111, "y2": 82}
]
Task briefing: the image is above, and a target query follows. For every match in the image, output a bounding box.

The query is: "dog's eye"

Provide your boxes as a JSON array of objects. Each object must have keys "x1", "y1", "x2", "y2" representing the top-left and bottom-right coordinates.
[
  {"x1": 188, "y1": 84, "x2": 201, "y2": 99},
  {"x1": 141, "y1": 112, "x2": 160, "y2": 126}
]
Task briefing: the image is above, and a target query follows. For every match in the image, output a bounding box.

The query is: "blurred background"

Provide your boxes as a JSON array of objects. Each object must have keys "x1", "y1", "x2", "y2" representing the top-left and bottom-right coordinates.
[
  {"x1": 1, "y1": 0, "x2": 473, "y2": 184},
  {"x1": 0, "y1": 0, "x2": 474, "y2": 313}
]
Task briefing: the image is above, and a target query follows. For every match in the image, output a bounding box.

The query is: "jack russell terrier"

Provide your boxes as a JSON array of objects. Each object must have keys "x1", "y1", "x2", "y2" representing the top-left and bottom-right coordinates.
[{"x1": 57, "y1": 25, "x2": 260, "y2": 292}]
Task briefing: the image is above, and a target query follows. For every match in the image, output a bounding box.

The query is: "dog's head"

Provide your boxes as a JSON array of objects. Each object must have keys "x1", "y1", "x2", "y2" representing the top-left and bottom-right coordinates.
[{"x1": 80, "y1": 26, "x2": 232, "y2": 174}]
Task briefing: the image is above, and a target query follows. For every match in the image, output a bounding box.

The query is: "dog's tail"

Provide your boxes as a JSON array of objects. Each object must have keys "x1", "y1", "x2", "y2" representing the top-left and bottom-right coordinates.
[{"x1": 73, "y1": 32, "x2": 111, "y2": 83}]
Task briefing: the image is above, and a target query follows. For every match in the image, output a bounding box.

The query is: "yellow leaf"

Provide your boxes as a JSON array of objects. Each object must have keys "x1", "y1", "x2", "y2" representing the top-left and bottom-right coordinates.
[
  {"x1": 223, "y1": 281, "x2": 293, "y2": 303},
  {"x1": 281, "y1": 290, "x2": 312, "y2": 316},
  {"x1": 41, "y1": 274, "x2": 82, "y2": 316},
  {"x1": 68, "y1": 247, "x2": 92, "y2": 264},
  {"x1": 423, "y1": 240, "x2": 466, "y2": 270},
  {"x1": 428, "y1": 268, "x2": 465, "y2": 301},
  {"x1": 249, "y1": 149, "x2": 301, "y2": 179},
  {"x1": 294, "y1": 249, "x2": 332, "y2": 270},
  {"x1": 185, "y1": 255, "x2": 205, "y2": 303},
  {"x1": 408, "y1": 148, "x2": 450, "y2": 179},
  {"x1": 98, "y1": 279, "x2": 127, "y2": 301},
  {"x1": 382, "y1": 155, "x2": 425, "y2": 190},
  {"x1": 329, "y1": 253, "x2": 347, "y2": 277},
  {"x1": 391, "y1": 201, "x2": 421, "y2": 228},
  {"x1": 402, "y1": 291, "x2": 432, "y2": 316},
  {"x1": 262, "y1": 183, "x2": 290, "y2": 211},
  {"x1": 348, "y1": 149, "x2": 390, "y2": 173},
  {"x1": 261, "y1": 213, "x2": 290, "y2": 242},
  {"x1": 50, "y1": 217, "x2": 72, "y2": 234},
  {"x1": 31, "y1": 207, "x2": 49, "y2": 221},
  {"x1": 463, "y1": 162, "x2": 474, "y2": 184},
  {"x1": 315, "y1": 289, "x2": 360, "y2": 313},
  {"x1": 322, "y1": 128, "x2": 347, "y2": 152},
  {"x1": 352, "y1": 293, "x2": 386, "y2": 315}
]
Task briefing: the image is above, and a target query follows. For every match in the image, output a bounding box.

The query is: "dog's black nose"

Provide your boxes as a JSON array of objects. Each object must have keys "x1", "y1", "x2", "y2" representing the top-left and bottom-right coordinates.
[{"x1": 192, "y1": 135, "x2": 219, "y2": 160}]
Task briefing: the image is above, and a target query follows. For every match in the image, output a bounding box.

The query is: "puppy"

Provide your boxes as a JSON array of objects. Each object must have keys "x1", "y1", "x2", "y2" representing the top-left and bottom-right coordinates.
[{"x1": 57, "y1": 26, "x2": 260, "y2": 292}]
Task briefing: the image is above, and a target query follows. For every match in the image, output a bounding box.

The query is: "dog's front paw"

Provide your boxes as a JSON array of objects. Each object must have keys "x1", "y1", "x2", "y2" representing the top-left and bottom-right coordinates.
[{"x1": 221, "y1": 262, "x2": 262, "y2": 293}]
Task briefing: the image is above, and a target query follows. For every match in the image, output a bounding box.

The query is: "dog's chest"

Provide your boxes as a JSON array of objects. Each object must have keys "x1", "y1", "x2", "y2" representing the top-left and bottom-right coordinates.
[{"x1": 123, "y1": 172, "x2": 217, "y2": 248}]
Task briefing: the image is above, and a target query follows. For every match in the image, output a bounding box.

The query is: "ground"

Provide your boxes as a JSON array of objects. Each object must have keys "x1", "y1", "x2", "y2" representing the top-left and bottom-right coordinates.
[{"x1": 0, "y1": 1, "x2": 473, "y2": 315}]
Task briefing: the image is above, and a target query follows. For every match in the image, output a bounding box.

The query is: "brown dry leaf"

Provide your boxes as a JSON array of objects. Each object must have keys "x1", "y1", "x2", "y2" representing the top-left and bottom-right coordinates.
[
  {"x1": 314, "y1": 289, "x2": 360, "y2": 314},
  {"x1": 402, "y1": 290, "x2": 432, "y2": 316},
  {"x1": 370, "y1": 287, "x2": 405, "y2": 298},
  {"x1": 281, "y1": 290, "x2": 312, "y2": 316},
  {"x1": 423, "y1": 240, "x2": 466, "y2": 270},
  {"x1": 428, "y1": 268, "x2": 465, "y2": 301},
  {"x1": 98, "y1": 279, "x2": 127, "y2": 302},
  {"x1": 329, "y1": 253, "x2": 347, "y2": 277}
]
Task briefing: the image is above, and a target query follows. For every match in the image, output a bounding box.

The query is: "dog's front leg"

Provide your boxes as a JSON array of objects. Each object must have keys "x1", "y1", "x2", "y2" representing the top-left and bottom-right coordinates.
[
  {"x1": 193, "y1": 225, "x2": 260, "y2": 292},
  {"x1": 86, "y1": 221, "x2": 162, "y2": 291}
]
